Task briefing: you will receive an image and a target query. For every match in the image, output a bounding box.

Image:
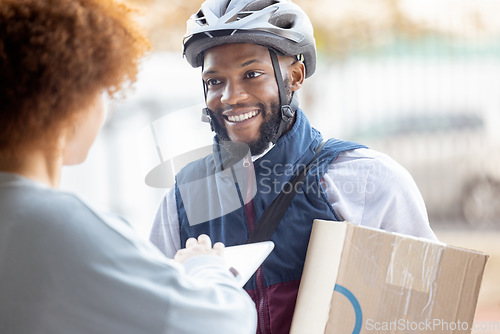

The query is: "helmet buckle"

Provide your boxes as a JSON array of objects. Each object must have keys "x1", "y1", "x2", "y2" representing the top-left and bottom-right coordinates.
[
  {"x1": 201, "y1": 107, "x2": 215, "y2": 132},
  {"x1": 281, "y1": 105, "x2": 294, "y2": 122}
]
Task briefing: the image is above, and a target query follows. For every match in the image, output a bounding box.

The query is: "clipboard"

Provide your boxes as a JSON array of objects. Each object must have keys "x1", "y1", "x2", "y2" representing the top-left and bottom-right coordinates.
[{"x1": 224, "y1": 241, "x2": 275, "y2": 287}]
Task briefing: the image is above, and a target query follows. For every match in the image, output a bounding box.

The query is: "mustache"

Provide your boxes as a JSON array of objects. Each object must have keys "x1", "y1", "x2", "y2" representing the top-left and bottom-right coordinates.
[{"x1": 216, "y1": 102, "x2": 267, "y2": 113}]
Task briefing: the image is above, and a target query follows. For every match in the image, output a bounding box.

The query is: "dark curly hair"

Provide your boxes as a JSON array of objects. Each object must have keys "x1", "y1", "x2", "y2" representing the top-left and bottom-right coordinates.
[{"x1": 0, "y1": 0, "x2": 150, "y2": 154}]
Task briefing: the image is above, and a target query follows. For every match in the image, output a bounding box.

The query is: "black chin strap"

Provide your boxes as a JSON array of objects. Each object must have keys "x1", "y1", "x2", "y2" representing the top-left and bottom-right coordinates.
[
  {"x1": 268, "y1": 48, "x2": 297, "y2": 144},
  {"x1": 201, "y1": 53, "x2": 215, "y2": 132}
]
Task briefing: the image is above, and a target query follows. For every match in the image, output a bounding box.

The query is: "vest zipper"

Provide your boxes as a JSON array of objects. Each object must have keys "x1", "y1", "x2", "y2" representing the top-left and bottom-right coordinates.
[
  {"x1": 255, "y1": 265, "x2": 271, "y2": 333},
  {"x1": 246, "y1": 200, "x2": 270, "y2": 334},
  {"x1": 244, "y1": 163, "x2": 270, "y2": 333}
]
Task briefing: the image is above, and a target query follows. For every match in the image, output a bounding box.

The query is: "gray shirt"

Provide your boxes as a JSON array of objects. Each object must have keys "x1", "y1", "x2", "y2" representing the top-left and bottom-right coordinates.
[{"x1": 0, "y1": 172, "x2": 256, "y2": 334}]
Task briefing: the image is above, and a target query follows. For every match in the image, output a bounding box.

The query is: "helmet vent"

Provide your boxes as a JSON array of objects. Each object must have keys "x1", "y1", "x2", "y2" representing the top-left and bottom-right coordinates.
[
  {"x1": 221, "y1": 0, "x2": 231, "y2": 14},
  {"x1": 243, "y1": 0, "x2": 280, "y2": 12},
  {"x1": 195, "y1": 9, "x2": 208, "y2": 26},
  {"x1": 236, "y1": 11, "x2": 252, "y2": 20},
  {"x1": 269, "y1": 13, "x2": 296, "y2": 29}
]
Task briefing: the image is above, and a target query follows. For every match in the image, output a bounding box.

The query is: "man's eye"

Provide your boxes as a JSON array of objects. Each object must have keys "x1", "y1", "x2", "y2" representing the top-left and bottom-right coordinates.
[
  {"x1": 206, "y1": 79, "x2": 220, "y2": 86},
  {"x1": 245, "y1": 71, "x2": 262, "y2": 79}
]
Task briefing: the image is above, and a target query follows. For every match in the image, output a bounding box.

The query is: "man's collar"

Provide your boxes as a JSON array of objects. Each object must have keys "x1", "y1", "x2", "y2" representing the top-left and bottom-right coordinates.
[{"x1": 251, "y1": 142, "x2": 275, "y2": 162}]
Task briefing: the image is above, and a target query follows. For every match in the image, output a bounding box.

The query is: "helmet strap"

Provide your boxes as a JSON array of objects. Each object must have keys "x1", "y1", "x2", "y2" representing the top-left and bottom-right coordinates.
[
  {"x1": 268, "y1": 48, "x2": 297, "y2": 144},
  {"x1": 200, "y1": 53, "x2": 215, "y2": 132}
]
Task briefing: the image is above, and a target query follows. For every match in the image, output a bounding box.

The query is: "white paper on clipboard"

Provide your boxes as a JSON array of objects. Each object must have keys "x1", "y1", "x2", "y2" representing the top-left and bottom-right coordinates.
[{"x1": 224, "y1": 241, "x2": 275, "y2": 287}]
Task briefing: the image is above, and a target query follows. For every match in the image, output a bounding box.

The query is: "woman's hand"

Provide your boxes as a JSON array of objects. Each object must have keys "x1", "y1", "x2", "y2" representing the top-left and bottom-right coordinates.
[{"x1": 174, "y1": 234, "x2": 225, "y2": 264}]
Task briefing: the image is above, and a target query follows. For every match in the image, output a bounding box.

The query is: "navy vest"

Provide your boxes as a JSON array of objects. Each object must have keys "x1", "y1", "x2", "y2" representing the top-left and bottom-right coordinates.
[{"x1": 175, "y1": 110, "x2": 365, "y2": 289}]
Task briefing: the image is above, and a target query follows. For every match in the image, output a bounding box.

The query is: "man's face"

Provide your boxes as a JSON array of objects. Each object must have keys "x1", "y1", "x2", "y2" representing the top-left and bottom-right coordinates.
[{"x1": 202, "y1": 43, "x2": 292, "y2": 155}]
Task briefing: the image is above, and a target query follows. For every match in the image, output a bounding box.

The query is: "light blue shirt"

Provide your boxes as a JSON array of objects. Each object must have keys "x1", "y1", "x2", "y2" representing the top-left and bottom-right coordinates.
[{"x1": 0, "y1": 172, "x2": 256, "y2": 334}]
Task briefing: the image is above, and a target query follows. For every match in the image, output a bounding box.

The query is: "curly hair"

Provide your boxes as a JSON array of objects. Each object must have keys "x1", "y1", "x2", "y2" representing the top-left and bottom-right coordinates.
[{"x1": 0, "y1": 0, "x2": 150, "y2": 154}]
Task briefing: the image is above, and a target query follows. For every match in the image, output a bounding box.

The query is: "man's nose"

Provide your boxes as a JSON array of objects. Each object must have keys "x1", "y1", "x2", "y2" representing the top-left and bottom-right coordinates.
[{"x1": 220, "y1": 81, "x2": 248, "y2": 105}]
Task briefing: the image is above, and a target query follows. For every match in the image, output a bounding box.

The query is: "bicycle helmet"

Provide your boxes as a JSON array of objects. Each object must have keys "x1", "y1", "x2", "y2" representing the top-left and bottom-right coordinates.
[{"x1": 183, "y1": 0, "x2": 316, "y2": 78}]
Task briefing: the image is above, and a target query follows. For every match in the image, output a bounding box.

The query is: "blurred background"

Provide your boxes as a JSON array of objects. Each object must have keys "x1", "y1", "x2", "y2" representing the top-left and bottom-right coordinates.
[{"x1": 60, "y1": 0, "x2": 500, "y2": 329}]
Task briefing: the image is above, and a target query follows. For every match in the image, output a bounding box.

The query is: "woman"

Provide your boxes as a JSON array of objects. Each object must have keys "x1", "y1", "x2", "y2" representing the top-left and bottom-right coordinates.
[{"x1": 0, "y1": 1, "x2": 256, "y2": 333}]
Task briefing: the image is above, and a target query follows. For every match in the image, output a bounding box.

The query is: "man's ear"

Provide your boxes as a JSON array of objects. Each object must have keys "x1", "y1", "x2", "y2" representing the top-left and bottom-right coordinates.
[{"x1": 288, "y1": 60, "x2": 305, "y2": 92}]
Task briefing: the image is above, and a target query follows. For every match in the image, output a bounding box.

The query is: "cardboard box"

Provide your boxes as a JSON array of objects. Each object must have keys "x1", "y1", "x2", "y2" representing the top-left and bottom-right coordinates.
[{"x1": 290, "y1": 220, "x2": 488, "y2": 334}]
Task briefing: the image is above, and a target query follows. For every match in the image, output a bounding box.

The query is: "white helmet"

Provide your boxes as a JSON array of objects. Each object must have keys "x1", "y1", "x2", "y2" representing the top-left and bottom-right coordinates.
[{"x1": 183, "y1": 0, "x2": 317, "y2": 78}]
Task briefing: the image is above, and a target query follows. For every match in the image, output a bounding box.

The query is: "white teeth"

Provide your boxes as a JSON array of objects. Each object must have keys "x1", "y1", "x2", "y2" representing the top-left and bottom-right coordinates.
[{"x1": 227, "y1": 110, "x2": 258, "y2": 123}]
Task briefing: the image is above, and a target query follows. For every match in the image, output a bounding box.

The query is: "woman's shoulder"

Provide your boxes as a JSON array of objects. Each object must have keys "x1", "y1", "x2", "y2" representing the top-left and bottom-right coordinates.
[{"x1": 0, "y1": 176, "x2": 101, "y2": 234}]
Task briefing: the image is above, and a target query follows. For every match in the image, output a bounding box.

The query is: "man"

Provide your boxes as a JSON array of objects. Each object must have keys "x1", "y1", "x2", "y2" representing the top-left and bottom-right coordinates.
[{"x1": 150, "y1": 0, "x2": 437, "y2": 333}]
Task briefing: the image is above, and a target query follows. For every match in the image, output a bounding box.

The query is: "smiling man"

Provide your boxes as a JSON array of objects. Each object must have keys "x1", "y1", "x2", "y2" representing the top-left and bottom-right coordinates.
[{"x1": 150, "y1": 0, "x2": 437, "y2": 333}]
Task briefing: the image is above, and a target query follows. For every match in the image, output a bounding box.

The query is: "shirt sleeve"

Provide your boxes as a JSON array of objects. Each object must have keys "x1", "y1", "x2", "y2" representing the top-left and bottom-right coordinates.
[
  {"x1": 1, "y1": 189, "x2": 257, "y2": 334},
  {"x1": 322, "y1": 148, "x2": 437, "y2": 240},
  {"x1": 150, "y1": 187, "x2": 182, "y2": 258},
  {"x1": 163, "y1": 255, "x2": 258, "y2": 334}
]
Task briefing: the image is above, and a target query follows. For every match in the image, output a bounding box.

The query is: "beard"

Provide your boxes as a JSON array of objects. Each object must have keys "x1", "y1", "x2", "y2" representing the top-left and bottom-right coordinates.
[
  {"x1": 209, "y1": 79, "x2": 292, "y2": 156},
  {"x1": 210, "y1": 101, "x2": 281, "y2": 156}
]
